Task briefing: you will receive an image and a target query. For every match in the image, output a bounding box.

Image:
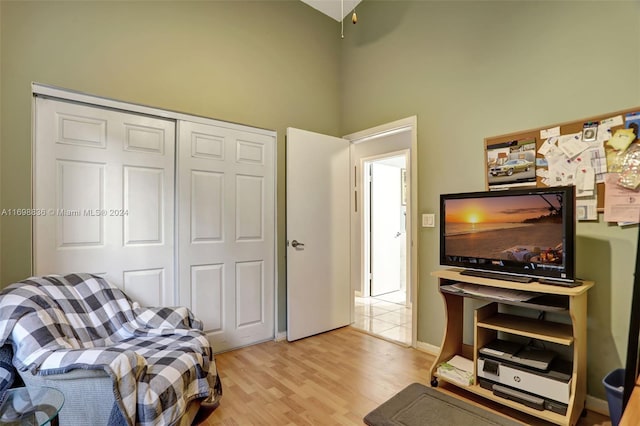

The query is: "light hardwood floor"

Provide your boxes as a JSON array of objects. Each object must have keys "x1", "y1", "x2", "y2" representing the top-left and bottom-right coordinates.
[{"x1": 199, "y1": 327, "x2": 611, "y2": 426}]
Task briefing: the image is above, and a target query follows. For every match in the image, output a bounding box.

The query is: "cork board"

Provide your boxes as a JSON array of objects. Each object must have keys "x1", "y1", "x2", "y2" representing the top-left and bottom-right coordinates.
[{"x1": 485, "y1": 107, "x2": 640, "y2": 210}]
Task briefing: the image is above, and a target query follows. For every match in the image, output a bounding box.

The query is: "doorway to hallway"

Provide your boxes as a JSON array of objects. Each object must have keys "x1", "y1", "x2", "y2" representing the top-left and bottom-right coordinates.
[
  {"x1": 351, "y1": 147, "x2": 412, "y2": 346},
  {"x1": 354, "y1": 153, "x2": 411, "y2": 345}
]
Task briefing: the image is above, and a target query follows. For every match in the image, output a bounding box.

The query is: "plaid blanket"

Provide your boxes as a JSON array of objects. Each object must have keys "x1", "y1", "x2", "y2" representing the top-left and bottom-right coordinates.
[
  {"x1": 0, "y1": 273, "x2": 222, "y2": 426},
  {"x1": 0, "y1": 344, "x2": 15, "y2": 405}
]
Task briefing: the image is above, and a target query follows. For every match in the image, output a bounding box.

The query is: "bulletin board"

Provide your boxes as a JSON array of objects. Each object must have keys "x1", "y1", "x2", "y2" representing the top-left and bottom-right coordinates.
[{"x1": 484, "y1": 107, "x2": 640, "y2": 217}]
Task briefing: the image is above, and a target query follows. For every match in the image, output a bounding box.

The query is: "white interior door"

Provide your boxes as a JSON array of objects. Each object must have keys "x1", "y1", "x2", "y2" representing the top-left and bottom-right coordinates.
[
  {"x1": 34, "y1": 97, "x2": 175, "y2": 307},
  {"x1": 286, "y1": 128, "x2": 350, "y2": 341},
  {"x1": 370, "y1": 162, "x2": 402, "y2": 296},
  {"x1": 178, "y1": 121, "x2": 276, "y2": 352}
]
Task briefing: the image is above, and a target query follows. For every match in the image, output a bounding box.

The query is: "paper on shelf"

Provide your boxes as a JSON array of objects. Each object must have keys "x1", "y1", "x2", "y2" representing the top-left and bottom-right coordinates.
[
  {"x1": 437, "y1": 355, "x2": 474, "y2": 386},
  {"x1": 445, "y1": 283, "x2": 538, "y2": 302},
  {"x1": 447, "y1": 355, "x2": 474, "y2": 372}
]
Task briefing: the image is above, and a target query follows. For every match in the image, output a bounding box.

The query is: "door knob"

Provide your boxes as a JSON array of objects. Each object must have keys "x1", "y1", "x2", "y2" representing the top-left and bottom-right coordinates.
[{"x1": 291, "y1": 240, "x2": 305, "y2": 248}]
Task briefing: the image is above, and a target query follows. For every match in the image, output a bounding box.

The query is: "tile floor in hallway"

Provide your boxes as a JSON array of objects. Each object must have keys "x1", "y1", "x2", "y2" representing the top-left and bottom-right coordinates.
[{"x1": 352, "y1": 291, "x2": 412, "y2": 345}]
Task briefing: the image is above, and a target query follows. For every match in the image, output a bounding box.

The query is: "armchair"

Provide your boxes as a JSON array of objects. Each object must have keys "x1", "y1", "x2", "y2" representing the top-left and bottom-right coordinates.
[{"x1": 0, "y1": 273, "x2": 222, "y2": 426}]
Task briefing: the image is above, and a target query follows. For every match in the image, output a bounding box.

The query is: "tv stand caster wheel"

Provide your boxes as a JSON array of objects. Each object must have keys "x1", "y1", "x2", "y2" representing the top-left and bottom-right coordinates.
[{"x1": 430, "y1": 378, "x2": 438, "y2": 387}]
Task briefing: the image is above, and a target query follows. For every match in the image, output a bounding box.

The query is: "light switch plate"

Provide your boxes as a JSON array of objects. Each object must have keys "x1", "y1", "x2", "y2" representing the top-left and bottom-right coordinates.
[{"x1": 422, "y1": 213, "x2": 435, "y2": 227}]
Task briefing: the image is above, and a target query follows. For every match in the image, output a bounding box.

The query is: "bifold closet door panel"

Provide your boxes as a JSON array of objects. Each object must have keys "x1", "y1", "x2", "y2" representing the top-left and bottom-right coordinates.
[
  {"x1": 33, "y1": 97, "x2": 176, "y2": 307},
  {"x1": 177, "y1": 121, "x2": 275, "y2": 352}
]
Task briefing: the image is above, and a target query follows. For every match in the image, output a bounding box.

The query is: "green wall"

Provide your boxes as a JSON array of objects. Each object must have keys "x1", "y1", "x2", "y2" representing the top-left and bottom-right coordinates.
[
  {"x1": 0, "y1": 0, "x2": 342, "y2": 334},
  {"x1": 340, "y1": 1, "x2": 640, "y2": 400},
  {"x1": 2, "y1": 0, "x2": 640, "y2": 402}
]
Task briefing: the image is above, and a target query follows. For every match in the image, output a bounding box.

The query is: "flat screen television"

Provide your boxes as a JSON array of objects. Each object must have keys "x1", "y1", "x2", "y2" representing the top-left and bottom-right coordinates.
[{"x1": 440, "y1": 186, "x2": 576, "y2": 284}]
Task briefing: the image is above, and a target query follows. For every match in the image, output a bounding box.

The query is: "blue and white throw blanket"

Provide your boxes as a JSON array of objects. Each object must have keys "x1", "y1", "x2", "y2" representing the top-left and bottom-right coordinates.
[{"x1": 0, "y1": 273, "x2": 222, "y2": 425}]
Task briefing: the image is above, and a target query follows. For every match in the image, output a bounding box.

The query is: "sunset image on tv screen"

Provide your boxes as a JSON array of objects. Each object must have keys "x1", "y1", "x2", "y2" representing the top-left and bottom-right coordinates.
[{"x1": 444, "y1": 193, "x2": 564, "y2": 265}]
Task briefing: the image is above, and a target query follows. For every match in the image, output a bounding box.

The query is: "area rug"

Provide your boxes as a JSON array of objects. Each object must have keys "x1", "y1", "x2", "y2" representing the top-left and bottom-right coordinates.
[{"x1": 363, "y1": 383, "x2": 522, "y2": 426}]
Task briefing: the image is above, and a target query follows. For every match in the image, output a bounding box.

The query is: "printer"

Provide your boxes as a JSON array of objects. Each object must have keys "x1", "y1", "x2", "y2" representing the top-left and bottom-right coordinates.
[{"x1": 477, "y1": 339, "x2": 572, "y2": 415}]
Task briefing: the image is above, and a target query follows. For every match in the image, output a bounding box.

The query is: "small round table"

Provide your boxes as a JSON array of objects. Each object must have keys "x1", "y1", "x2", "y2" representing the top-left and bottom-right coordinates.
[{"x1": 0, "y1": 387, "x2": 64, "y2": 425}]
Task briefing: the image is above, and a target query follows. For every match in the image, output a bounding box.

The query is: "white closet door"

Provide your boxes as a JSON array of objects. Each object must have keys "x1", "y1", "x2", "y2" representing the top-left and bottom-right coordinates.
[
  {"x1": 34, "y1": 97, "x2": 176, "y2": 307},
  {"x1": 178, "y1": 121, "x2": 275, "y2": 352}
]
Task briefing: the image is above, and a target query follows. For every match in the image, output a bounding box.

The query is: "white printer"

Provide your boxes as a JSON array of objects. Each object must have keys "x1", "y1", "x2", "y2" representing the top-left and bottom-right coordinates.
[{"x1": 477, "y1": 339, "x2": 572, "y2": 414}]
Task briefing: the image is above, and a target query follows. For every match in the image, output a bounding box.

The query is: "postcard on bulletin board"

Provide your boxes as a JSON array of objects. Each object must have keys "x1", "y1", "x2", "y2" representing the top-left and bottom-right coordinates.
[{"x1": 486, "y1": 138, "x2": 537, "y2": 189}]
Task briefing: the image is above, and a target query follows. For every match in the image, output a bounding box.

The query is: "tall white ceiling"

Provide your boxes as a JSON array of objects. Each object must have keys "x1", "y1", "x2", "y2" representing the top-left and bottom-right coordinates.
[{"x1": 300, "y1": 0, "x2": 362, "y2": 22}]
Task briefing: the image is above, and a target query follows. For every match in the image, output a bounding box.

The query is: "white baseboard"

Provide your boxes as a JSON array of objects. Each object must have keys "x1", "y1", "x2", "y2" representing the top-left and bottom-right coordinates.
[
  {"x1": 275, "y1": 331, "x2": 287, "y2": 342},
  {"x1": 416, "y1": 341, "x2": 610, "y2": 417},
  {"x1": 585, "y1": 394, "x2": 609, "y2": 416},
  {"x1": 416, "y1": 340, "x2": 439, "y2": 355}
]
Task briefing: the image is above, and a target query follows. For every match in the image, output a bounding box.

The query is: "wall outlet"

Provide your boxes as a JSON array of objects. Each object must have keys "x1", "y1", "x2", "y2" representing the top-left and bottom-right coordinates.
[{"x1": 422, "y1": 213, "x2": 435, "y2": 227}]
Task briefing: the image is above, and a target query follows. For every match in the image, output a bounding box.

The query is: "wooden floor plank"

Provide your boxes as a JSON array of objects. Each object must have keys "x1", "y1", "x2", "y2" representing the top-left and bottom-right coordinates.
[{"x1": 200, "y1": 327, "x2": 611, "y2": 426}]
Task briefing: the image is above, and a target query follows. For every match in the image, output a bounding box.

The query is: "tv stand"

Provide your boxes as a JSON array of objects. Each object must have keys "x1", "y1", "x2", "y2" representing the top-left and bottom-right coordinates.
[
  {"x1": 459, "y1": 269, "x2": 533, "y2": 283},
  {"x1": 538, "y1": 278, "x2": 581, "y2": 288},
  {"x1": 430, "y1": 268, "x2": 593, "y2": 426}
]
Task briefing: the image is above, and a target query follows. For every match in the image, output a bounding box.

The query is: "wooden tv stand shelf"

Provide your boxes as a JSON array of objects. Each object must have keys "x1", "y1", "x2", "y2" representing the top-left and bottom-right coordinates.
[{"x1": 429, "y1": 269, "x2": 593, "y2": 426}]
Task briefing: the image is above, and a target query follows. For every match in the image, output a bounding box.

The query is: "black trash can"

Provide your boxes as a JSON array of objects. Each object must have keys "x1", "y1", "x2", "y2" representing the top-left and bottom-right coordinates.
[{"x1": 603, "y1": 368, "x2": 625, "y2": 426}]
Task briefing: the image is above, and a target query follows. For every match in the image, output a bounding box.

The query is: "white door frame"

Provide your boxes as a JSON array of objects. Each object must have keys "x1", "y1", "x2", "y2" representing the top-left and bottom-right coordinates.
[
  {"x1": 31, "y1": 83, "x2": 278, "y2": 348},
  {"x1": 345, "y1": 116, "x2": 418, "y2": 347}
]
